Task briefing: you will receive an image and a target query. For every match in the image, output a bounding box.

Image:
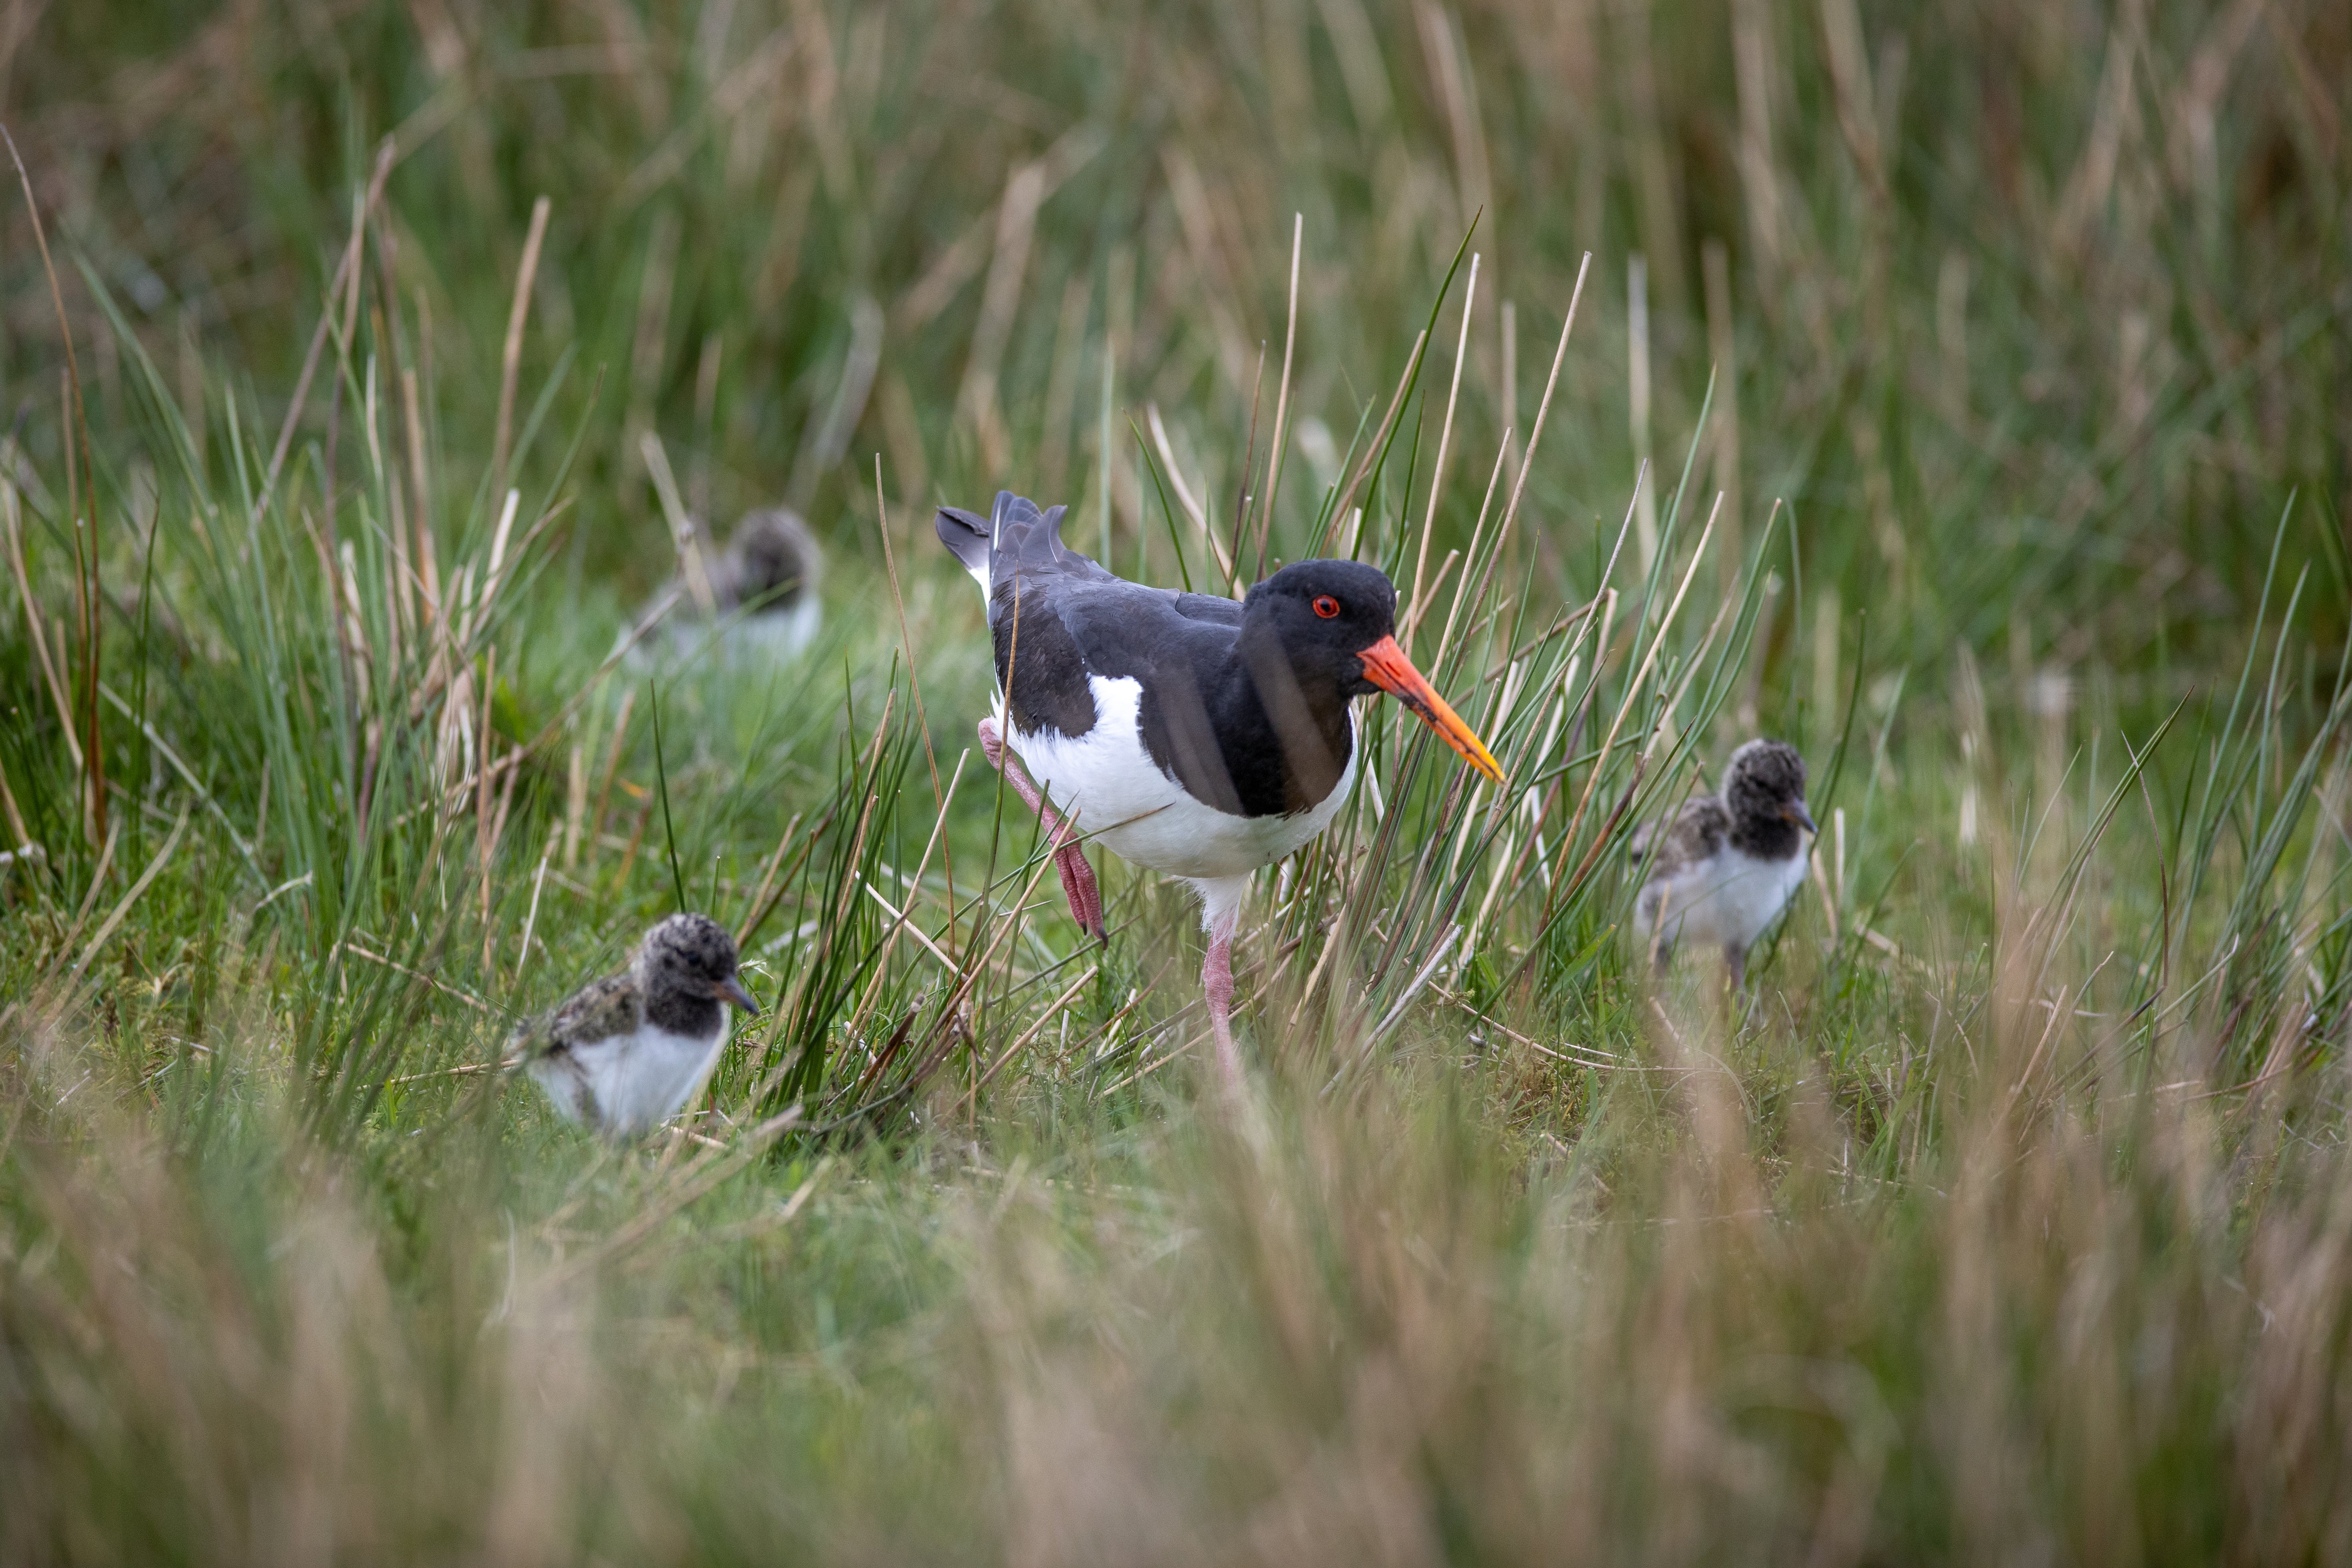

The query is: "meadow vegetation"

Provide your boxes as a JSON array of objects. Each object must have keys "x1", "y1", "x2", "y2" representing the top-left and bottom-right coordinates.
[{"x1": 3, "y1": 0, "x2": 2351, "y2": 1559}]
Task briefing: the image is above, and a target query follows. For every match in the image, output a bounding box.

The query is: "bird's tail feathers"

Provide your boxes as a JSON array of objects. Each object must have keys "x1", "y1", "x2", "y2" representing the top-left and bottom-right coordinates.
[
  {"x1": 986, "y1": 491, "x2": 1076, "y2": 574},
  {"x1": 940, "y1": 491, "x2": 1108, "y2": 609},
  {"x1": 935, "y1": 504, "x2": 996, "y2": 608}
]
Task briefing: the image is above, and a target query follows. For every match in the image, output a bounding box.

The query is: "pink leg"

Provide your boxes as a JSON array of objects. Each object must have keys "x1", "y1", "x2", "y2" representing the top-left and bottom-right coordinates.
[
  {"x1": 979, "y1": 718, "x2": 1105, "y2": 943},
  {"x1": 1201, "y1": 905, "x2": 1243, "y2": 1088}
]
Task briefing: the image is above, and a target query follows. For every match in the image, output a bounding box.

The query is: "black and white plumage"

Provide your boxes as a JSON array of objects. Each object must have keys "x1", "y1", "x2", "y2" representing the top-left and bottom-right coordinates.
[
  {"x1": 936, "y1": 491, "x2": 1502, "y2": 1081},
  {"x1": 1631, "y1": 739, "x2": 1815, "y2": 989},
  {"x1": 512, "y1": 913, "x2": 761, "y2": 1137},
  {"x1": 639, "y1": 507, "x2": 823, "y2": 665}
]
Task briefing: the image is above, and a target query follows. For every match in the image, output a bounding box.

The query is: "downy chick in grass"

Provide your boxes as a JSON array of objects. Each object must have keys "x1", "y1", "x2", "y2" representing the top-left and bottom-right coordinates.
[
  {"x1": 513, "y1": 913, "x2": 760, "y2": 1137},
  {"x1": 1631, "y1": 739, "x2": 1815, "y2": 990},
  {"x1": 633, "y1": 507, "x2": 823, "y2": 667}
]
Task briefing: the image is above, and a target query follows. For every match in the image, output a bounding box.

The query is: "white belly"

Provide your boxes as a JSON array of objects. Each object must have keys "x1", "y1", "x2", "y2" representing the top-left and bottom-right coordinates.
[
  {"x1": 1635, "y1": 847, "x2": 1808, "y2": 953},
  {"x1": 725, "y1": 597, "x2": 822, "y2": 661},
  {"x1": 677, "y1": 598, "x2": 823, "y2": 666},
  {"x1": 1007, "y1": 676, "x2": 1359, "y2": 881},
  {"x1": 531, "y1": 1016, "x2": 731, "y2": 1135}
]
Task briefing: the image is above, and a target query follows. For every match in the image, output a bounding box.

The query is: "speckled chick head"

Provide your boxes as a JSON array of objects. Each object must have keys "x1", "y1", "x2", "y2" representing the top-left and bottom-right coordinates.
[
  {"x1": 635, "y1": 912, "x2": 753, "y2": 1016},
  {"x1": 1724, "y1": 739, "x2": 1813, "y2": 855},
  {"x1": 725, "y1": 509, "x2": 819, "y2": 609}
]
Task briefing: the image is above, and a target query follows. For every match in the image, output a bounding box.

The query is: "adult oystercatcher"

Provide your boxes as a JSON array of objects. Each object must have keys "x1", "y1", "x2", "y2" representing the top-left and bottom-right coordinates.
[
  {"x1": 937, "y1": 491, "x2": 1503, "y2": 1079},
  {"x1": 513, "y1": 913, "x2": 760, "y2": 1136},
  {"x1": 1630, "y1": 739, "x2": 1814, "y2": 989}
]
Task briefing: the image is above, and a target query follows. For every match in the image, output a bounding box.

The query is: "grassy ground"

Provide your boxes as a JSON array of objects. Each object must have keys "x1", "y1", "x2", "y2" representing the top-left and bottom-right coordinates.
[{"x1": 4, "y1": 0, "x2": 2351, "y2": 1560}]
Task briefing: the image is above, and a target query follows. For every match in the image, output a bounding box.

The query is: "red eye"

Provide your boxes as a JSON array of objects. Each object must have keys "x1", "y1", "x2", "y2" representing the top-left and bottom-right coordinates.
[{"x1": 1313, "y1": 595, "x2": 1341, "y2": 619}]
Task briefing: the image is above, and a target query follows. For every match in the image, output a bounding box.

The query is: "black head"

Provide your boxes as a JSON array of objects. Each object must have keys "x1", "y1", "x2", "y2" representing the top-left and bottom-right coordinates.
[
  {"x1": 727, "y1": 509, "x2": 817, "y2": 607},
  {"x1": 1240, "y1": 560, "x2": 1503, "y2": 784},
  {"x1": 637, "y1": 913, "x2": 760, "y2": 1016},
  {"x1": 1241, "y1": 560, "x2": 1400, "y2": 695},
  {"x1": 1724, "y1": 739, "x2": 1814, "y2": 843}
]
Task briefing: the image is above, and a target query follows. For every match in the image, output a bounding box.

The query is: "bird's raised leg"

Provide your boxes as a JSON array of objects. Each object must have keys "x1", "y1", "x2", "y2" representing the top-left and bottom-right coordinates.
[
  {"x1": 978, "y1": 717, "x2": 1105, "y2": 942},
  {"x1": 1725, "y1": 944, "x2": 1747, "y2": 993},
  {"x1": 1201, "y1": 902, "x2": 1243, "y2": 1089}
]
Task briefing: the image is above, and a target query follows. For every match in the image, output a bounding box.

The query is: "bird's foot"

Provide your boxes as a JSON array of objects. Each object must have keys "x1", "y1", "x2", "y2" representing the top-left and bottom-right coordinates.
[
  {"x1": 977, "y1": 716, "x2": 1008, "y2": 773},
  {"x1": 1054, "y1": 840, "x2": 1106, "y2": 945}
]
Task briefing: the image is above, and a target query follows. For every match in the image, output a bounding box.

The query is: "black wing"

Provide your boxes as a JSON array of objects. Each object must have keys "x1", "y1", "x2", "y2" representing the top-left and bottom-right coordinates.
[
  {"x1": 1047, "y1": 578, "x2": 1334, "y2": 819},
  {"x1": 1168, "y1": 591, "x2": 1243, "y2": 627}
]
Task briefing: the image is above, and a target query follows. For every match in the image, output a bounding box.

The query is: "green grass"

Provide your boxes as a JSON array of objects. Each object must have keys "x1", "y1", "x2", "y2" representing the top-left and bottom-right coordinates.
[{"x1": 4, "y1": 0, "x2": 2352, "y2": 1559}]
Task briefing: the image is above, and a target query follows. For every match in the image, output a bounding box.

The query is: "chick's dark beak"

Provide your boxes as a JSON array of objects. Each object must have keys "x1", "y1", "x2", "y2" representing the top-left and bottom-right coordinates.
[
  {"x1": 1789, "y1": 802, "x2": 1818, "y2": 835},
  {"x1": 1356, "y1": 635, "x2": 1505, "y2": 784},
  {"x1": 718, "y1": 974, "x2": 761, "y2": 1015}
]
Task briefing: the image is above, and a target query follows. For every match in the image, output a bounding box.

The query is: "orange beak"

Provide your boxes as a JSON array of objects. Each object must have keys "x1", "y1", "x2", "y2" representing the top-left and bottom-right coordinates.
[{"x1": 1357, "y1": 635, "x2": 1505, "y2": 784}]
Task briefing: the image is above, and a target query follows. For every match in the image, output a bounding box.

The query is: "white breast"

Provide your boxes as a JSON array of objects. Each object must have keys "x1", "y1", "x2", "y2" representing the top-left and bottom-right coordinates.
[
  {"x1": 530, "y1": 1014, "x2": 731, "y2": 1135},
  {"x1": 624, "y1": 598, "x2": 821, "y2": 673},
  {"x1": 728, "y1": 596, "x2": 822, "y2": 661},
  {"x1": 1635, "y1": 846, "x2": 1809, "y2": 954},
  {"x1": 1008, "y1": 675, "x2": 1359, "y2": 882}
]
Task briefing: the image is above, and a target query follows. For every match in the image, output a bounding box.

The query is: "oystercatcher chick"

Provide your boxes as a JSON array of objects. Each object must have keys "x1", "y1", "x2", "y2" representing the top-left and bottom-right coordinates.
[
  {"x1": 638, "y1": 507, "x2": 823, "y2": 665},
  {"x1": 513, "y1": 913, "x2": 760, "y2": 1137},
  {"x1": 1630, "y1": 739, "x2": 1814, "y2": 990},
  {"x1": 936, "y1": 491, "x2": 1503, "y2": 1081}
]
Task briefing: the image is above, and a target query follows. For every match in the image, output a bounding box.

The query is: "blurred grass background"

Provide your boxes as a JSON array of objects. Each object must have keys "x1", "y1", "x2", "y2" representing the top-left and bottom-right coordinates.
[
  {"x1": 12, "y1": 0, "x2": 2346, "y2": 647},
  {"x1": 3, "y1": 0, "x2": 2351, "y2": 1560}
]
